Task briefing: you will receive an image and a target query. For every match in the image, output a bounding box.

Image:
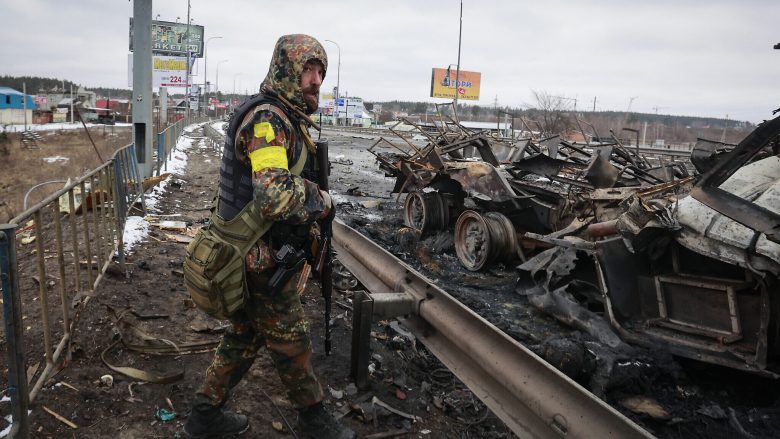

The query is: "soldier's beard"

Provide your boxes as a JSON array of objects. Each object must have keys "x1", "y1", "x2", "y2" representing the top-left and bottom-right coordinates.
[{"x1": 302, "y1": 86, "x2": 319, "y2": 114}]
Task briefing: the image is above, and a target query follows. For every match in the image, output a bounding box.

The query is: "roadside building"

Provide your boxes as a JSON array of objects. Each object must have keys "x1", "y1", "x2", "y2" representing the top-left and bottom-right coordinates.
[
  {"x1": 318, "y1": 94, "x2": 373, "y2": 127},
  {"x1": 0, "y1": 87, "x2": 35, "y2": 125},
  {"x1": 96, "y1": 98, "x2": 132, "y2": 123}
]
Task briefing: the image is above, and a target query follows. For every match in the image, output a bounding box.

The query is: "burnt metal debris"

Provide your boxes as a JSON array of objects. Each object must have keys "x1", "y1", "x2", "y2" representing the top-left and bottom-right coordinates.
[{"x1": 372, "y1": 109, "x2": 780, "y2": 377}]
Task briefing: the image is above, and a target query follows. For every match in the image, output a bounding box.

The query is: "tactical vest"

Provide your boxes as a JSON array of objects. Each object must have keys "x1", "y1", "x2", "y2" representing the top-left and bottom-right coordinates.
[
  {"x1": 218, "y1": 93, "x2": 308, "y2": 221},
  {"x1": 211, "y1": 94, "x2": 311, "y2": 251}
]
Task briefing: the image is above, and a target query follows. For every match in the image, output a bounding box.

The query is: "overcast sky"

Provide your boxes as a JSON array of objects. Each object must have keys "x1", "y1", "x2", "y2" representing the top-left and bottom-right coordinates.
[{"x1": 1, "y1": 0, "x2": 779, "y2": 122}]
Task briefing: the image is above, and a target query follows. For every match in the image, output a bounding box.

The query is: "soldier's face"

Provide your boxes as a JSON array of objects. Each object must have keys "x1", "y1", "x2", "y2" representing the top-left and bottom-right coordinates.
[{"x1": 300, "y1": 60, "x2": 324, "y2": 112}]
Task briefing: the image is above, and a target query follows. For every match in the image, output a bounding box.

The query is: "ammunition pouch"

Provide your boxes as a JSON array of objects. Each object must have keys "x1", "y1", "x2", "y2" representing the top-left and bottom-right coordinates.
[{"x1": 184, "y1": 202, "x2": 272, "y2": 320}]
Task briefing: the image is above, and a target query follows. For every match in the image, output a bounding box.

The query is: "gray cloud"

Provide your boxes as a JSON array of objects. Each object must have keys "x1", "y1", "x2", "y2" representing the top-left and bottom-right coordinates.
[{"x1": 0, "y1": 0, "x2": 778, "y2": 122}]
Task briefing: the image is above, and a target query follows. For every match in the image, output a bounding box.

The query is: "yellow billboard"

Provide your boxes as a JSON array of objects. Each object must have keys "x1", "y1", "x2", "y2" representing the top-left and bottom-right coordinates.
[{"x1": 430, "y1": 67, "x2": 481, "y2": 100}]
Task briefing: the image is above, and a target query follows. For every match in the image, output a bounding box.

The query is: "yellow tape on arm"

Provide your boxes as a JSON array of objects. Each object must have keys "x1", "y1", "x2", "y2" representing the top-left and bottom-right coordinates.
[
  {"x1": 249, "y1": 146, "x2": 289, "y2": 172},
  {"x1": 253, "y1": 121, "x2": 276, "y2": 143}
]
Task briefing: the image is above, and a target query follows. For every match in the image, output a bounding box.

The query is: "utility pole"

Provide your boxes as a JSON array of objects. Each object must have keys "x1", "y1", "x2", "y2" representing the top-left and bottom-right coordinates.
[
  {"x1": 132, "y1": 0, "x2": 153, "y2": 178},
  {"x1": 454, "y1": 0, "x2": 463, "y2": 113},
  {"x1": 324, "y1": 40, "x2": 340, "y2": 126},
  {"x1": 184, "y1": 0, "x2": 191, "y2": 122},
  {"x1": 70, "y1": 84, "x2": 74, "y2": 123},
  {"x1": 592, "y1": 96, "x2": 596, "y2": 112},
  {"x1": 203, "y1": 36, "x2": 222, "y2": 116},
  {"x1": 22, "y1": 82, "x2": 27, "y2": 131}
]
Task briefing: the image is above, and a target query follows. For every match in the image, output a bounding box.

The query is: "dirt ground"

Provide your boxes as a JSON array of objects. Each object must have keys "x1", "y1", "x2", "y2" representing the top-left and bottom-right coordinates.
[
  {"x1": 5, "y1": 123, "x2": 780, "y2": 438},
  {"x1": 0, "y1": 125, "x2": 132, "y2": 223}
]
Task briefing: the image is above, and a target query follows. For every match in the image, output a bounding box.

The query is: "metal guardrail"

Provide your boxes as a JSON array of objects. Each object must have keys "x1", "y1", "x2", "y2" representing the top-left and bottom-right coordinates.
[
  {"x1": 0, "y1": 119, "x2": 202, "y2": 438},
  {"x1": 202, "y1": 119, "x2": 226, "y2": 151},
  {"x1": 334, "y1": 220, "x2": 656, "y2": 439}
]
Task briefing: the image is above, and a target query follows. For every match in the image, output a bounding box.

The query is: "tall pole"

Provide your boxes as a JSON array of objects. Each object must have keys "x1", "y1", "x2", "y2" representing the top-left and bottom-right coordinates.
[
  {"x1": 69, "y1": 84, "x2": 74, "y2": 123},
  {"x1": 233, "y1": 73, "x2": 242, "y2": 107},
  {"x1": 184, "y1": 0, "x2": 191, "y2": 121},
  {"x1": 132, "y1": 0, "x2": 153, "y2": 178},
  {"x1": 216, "y1": 59, "x2": 227, "y2": 116},
  {"x1": 324, "y1": 40, "x2": 341, "y2": 126},
  {"x1": 22, "y1": 82, "x2": 27, "y2": 131},
  {"x1": 454, "y1": 0, "x2": 463, "y2": 111},
  {"x1": 203, "y1": 36, "x2": 222, "y2": 116}
]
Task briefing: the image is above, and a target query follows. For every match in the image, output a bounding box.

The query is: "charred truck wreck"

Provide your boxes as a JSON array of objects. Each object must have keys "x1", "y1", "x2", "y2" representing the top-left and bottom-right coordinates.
[{"x1": 373, "y1": 110, "x2": 780, "y2": 377}]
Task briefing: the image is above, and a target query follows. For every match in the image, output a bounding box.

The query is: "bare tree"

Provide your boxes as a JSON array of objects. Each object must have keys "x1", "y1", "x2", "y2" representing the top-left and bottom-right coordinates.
[{"x1": 529, "y1": 90, "x2": 575, "y2": 136}]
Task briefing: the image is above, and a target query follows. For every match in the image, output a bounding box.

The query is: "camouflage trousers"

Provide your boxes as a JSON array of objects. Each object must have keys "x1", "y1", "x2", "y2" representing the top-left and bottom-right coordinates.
[{"x1": 192, "y1": 267, "x2": 324, "y2": 411}]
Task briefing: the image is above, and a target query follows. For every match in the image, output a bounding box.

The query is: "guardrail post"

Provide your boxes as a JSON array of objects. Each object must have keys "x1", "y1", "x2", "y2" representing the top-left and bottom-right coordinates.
[
  {"x1": 0, "y1": 224, "x2": 30, "y2": 439},
  {"x1": 350, "y1": 290, "x2": 373, "y2": 389}
]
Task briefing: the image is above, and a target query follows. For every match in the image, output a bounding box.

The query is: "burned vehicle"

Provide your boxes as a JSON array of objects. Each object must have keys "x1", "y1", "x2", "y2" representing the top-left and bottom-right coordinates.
[
  {"x1": 373, "y1": 111, "x2": 691, "y2": 270},
  {"x1": 374, "y1": 110, "x2": 780, "y2": 376}
]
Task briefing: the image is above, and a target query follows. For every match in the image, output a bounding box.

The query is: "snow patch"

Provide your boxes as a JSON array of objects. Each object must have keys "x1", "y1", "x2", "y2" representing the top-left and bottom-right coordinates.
[
  {"x1": 122, "y1": 216, "x2": 150, "y2": 253},
  {"x1": 42, "y1": 156, "x2": 69, "y2": 163}
]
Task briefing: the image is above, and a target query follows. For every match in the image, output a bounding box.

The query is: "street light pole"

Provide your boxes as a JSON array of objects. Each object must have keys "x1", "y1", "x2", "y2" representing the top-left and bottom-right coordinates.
[
  {"x1": 233, "y1": 73, "x2": 242, "y2": 108},
  {"x1": 324, "y1": 39, "x2": 340, "y2": 126},
  {"x1": 203, "y1": 36, "x2": 222, "y2": 116},
  {"x1": 216, "y1": 59, "x2": 228, "y2": 116},
  {"x1": 454, "y1": 0, "x2": 463, "y2": 114}
]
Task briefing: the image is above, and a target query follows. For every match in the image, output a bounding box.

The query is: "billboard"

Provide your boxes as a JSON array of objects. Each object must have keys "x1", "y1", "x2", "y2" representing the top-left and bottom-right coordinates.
[
  {"x1": 430, "y1": 67, "x2": 481, "y2": 100},
  {"x1": 129, "y1": 19, "x2": 205, "y2": 57},
  {"x1": 127, "y1": 54, "x2": 193, "y2": 88}
]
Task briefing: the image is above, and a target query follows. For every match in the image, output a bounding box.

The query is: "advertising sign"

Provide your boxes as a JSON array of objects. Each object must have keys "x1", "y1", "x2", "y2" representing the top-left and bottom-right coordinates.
[
  {"x1": 154, "y1": 55, "x2": 190, "y2": 87},
  {"x1": 430, "y1": 67, "x2": 481, "y2": 100},
  {"x1": 127, "y1": 54, "x2": 192, "y2": 88},
  {"x1": 129, "y1": 18, "x2": 205, "y2": 57}
]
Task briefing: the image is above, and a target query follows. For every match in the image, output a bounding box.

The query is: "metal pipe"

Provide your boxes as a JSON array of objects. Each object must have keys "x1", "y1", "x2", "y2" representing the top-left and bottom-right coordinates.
[
  {"x1": 80, "y1": 180, "x2": 95, "y2": 288},
  {"x1": 0, "y1": 224, "x2": 31, "y2": 438},
  {"x1": 34, "y1": 211, "x2": 54, "y2": 366},
  {"x1": 53, "y1": 199, "x2": 70, "y2": 338},
  {"x1": 333, "y1": 220, "x2": 655, "y2": 439},
  {"x1": 68, "y1": 189, "x2": 82, "y2": 293},
  {"x1": 23, "y1": 180, "x2": 68, "y2": 211}
]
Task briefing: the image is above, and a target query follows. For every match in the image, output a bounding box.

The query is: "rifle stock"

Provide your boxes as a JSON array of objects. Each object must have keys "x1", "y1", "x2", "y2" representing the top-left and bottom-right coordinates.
[{"x1": 314, "y1": 139, "x2": 333, "y2": 356}]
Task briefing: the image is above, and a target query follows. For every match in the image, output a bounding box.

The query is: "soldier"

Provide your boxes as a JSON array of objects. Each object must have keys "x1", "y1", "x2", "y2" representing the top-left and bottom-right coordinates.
[{"x1": 184, "y1": 34, "x2": 356, "y2": 439}]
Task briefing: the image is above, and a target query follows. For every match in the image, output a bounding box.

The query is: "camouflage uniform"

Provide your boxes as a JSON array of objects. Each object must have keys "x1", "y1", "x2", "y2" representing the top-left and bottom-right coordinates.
[{"x1": 193, "y1": 34, "x2": 328, "y2": 413}]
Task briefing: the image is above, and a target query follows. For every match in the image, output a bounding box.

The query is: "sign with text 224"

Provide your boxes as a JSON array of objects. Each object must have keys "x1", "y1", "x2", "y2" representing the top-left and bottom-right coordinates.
[
  {"x1": 127, "y1": 54, "x2": 189, "y2": 88},
  {"x1": 430, "y1": 68, "x2": 481, "y2": 100}
]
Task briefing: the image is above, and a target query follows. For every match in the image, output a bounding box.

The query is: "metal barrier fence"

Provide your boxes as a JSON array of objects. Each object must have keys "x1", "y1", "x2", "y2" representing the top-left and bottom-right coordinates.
[
  {"x1": 155, "y1": 116, "x2": 213, "y2": 175},
  {"x1": 202, "y1": 120, "x2": 226, "y2": 151},
  {"x1": 0, "y1": 119, "x2": 205, "y2": 438}
]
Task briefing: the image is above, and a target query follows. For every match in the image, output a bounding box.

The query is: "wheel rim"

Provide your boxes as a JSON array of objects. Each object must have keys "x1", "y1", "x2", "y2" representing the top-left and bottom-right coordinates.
[
  {"x1": 403, "y1": 192, "x2": 448, "y2": 234},
  {"x1": 455, "y1": 210, "x2": 491, "y2": 271}
]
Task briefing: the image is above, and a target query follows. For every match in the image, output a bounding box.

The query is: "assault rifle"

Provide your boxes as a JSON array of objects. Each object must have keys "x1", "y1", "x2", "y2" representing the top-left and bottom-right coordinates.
[{"x1": 314, "y1": 139, "x2": 333, "y2": 356}]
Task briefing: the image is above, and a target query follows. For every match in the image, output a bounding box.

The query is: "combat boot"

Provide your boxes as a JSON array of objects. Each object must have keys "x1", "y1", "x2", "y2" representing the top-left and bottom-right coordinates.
[
  {"x1": 183, "y1": 406, "x2": 249, "y2": 438},
  {"x1": 298, "y1": 403, "x2": 357, "y2": 439}
]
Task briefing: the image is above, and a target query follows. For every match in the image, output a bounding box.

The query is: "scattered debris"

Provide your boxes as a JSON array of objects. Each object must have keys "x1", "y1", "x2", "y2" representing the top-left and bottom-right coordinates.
[
  {"x1": 99, "y1": 374, "x2": 113, "y2": 387},
  {"x1": 371, "y1": 396, "x2": 423, "y2": 423},
  {"x1": 42, "y1": 405, "x2": 78, "y2": 429},
  {"x1": 618, "y1": 396, "x2": 670, "y2": 420},
  {"x1": 155, "y1": 408, "x2": 176, "y2": 422}
]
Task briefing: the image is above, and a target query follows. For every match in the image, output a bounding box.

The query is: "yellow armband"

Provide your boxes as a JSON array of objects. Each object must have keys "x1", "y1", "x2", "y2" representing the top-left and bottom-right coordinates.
[{"x1": 249, "y1": 146, "x2": 289, "y2": 171}]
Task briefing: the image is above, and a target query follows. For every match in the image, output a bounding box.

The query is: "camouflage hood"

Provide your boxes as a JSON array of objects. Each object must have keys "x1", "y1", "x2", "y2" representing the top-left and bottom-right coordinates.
[{"x1": 261, "y1": 34, "x2": 327, "y2": 114}]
